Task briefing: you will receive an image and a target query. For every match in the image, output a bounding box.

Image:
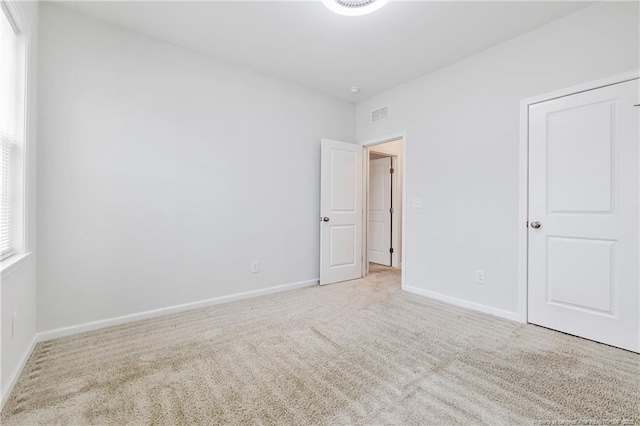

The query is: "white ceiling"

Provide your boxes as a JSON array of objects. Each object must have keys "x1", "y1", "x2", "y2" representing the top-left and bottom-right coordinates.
[{"x1": 56, "y1": 1, "x2": 593, "y2": 102}]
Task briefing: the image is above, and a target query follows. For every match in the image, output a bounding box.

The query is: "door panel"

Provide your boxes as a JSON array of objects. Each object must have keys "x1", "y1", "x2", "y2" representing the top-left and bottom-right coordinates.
[
  {"x1": 547, "y1": 101, "x2": 614, "y2": 213},
  {"x1": 546, "y1": 236, "x2": 614, "y2": 314},
  {"x1": 528, "y1": 79, "x2": 639, "y2": 352},
  {"x1": 368, "y1": 157, "x2": 392, "y2": 266},
  {"x1": 320, "y1": 139, "x2": 362, "y2": 285},
  {"x1": 330, "y1": 149, "x2": 357, "y2": 211},
  {"x1": 329, "y1": 225, "x2": 356, "y2": 267}
]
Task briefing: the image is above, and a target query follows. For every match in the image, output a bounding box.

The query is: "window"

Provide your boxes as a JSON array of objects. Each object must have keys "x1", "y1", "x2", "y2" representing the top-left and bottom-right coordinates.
[{"x1": 0, "y1": 2, "x2": 26, "y2": 262}]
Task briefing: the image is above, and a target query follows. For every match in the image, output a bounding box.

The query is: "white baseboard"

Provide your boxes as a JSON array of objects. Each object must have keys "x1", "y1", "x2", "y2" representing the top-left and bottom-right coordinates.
[
  {"x1": 1, "y1": 335, "x2": 37, "y2": 412},
  {"x1": 403, "y1": 285, "x2": 520, "y2": 322},
  {"x1": 37, "y1": 278, "x2": 319, "y2": 342}
]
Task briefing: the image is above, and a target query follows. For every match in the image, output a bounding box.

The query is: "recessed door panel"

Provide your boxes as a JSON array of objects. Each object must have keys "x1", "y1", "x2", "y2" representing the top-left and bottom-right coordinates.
[
  {"x1": 370, "y1": 169, "x2": 386, "y2": 211},
  {"x1": 330, "y1": 225, "x2": 356, "y2": 267},
  {"x1": 546, "y1": 237, "x2": 613, "y2": 314},
  {"x1": 330, "y1": 149, "x2": 357, "y2": 212},
  {"x1": 368, "y1": 221, "x2": 385, "y2": 252},
  {"x1": 548, "y1": 102, "x2": 613, "y2": 213}
]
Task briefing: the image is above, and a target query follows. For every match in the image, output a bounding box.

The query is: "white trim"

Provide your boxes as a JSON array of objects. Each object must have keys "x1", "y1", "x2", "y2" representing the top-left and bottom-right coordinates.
[
  {"x1": 0, "y1": 251, "x2": 31, "y2": 279},
  {"x1": 523, "y1": 70, "x2": 640, "y2": 107},
  {"x1": 517, "y1": 92, "x2": 529, "y2": 324},
  {"x1": 360, "y1": 132, "x2": 406, "y2": 148},
  {"x1": 404, "y1": 285, "x2": 520, "y2": 323},
  {"x1": 19, "y1": 2, "x2": 32, "y2": 256},
  {"x1": 518, "y1": 70, "x2": 640, "y2": 326},
  {"x1": 0, "y1": 4, "x2": 32, "y2": 413},
  {"x1": 37, "y1": 278, "x2": 319, "y2": 342},
  {"x1": 359, "y1": 131, "x2": 407, "y2": 290},
  {"x1": 0, "y1": 0, "x2": 31, "y2": 261},
  {"x1": 368, "y1": 148, "x2": 401, "y2": 268},
  {"x1": 0, "y1": 335, "x2": 36, "y2": 411},
  {"x1": 362, "y1": 146, "x2": 369, "y2": 276},
  {"x1": 0, "y1": 0, "x2": 24, "y2": 33},
  {"x1": 391, "y1": 155, "x2": 400, "y2": 268}
]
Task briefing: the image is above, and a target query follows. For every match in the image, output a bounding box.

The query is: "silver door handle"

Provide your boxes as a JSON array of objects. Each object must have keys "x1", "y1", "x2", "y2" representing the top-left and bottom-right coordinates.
[
  {"x1": 322, "y1": 217, "x2": 330, "y2": 222},
  {"x1": 530, "y1": 221, "x2": 541, "y2": 229}
]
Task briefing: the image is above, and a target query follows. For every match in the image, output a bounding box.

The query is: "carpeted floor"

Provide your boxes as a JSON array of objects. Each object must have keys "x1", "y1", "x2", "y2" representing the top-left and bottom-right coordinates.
[{"x1": 2, "y1": 265, "x2": 639, "y2": 425}]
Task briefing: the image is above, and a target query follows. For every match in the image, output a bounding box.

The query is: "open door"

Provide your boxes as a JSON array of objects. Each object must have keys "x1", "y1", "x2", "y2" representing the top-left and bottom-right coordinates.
[
  {"x1": 368, "y1": 157, "x2": 392, "y2": 266},
  {"x1": 320, "y1": 139, "x2": 363, "y2": 285}
]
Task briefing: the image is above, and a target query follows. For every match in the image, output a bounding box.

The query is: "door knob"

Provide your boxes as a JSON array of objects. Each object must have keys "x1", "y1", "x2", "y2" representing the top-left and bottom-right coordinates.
[
  {"x1": 530, "y1": 221, "x2": 541, "y2": 229},
  {"x1": 322, "y1": 217, "x2": 330, "y2": 222}
]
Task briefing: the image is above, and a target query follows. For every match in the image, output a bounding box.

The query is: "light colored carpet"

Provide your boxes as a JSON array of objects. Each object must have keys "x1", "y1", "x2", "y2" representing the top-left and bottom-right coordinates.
[{"x1": 2, "y1": 265, "x2": 639, "y2": 425}]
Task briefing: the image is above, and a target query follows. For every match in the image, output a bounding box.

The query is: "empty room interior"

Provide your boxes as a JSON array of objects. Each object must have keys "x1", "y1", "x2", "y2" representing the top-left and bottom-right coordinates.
[{"x1": 0, "y1": 0, "x2": 639, "y2": 424}]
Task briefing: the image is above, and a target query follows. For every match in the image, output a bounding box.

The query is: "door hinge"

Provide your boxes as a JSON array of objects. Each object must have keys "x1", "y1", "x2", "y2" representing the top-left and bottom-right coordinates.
[
  {"x1": 390, "y1": 168, "x2": 394, "y2": 174},
  {"x1": 390, "y1": 248, "x2": 394, "y2": 254},
  {"x1": 390, "y1": 207, "x2": 394, "y2": 214}
]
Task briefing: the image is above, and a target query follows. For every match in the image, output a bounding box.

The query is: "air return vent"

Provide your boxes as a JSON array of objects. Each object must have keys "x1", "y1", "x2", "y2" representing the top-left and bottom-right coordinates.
[{"x1": 371, "y1": 106, "x2": 389, "y2": 123}]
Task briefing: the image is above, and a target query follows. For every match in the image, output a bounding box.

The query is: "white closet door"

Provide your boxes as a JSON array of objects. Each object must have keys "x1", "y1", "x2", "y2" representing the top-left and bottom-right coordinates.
[{"x1": 528, "y1": 79, "x2": 639, "y2": 352}]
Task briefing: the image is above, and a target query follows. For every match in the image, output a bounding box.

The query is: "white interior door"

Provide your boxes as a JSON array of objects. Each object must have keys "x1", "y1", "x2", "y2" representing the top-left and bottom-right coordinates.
[
  {"x1": 528, "y1": 79, "x2": 639, "y2": 352},
  {"x1": 320, "y1": 139, "x2": 363, "y2": 285},
  {"x1": 368, "y1": 157, "x2": 392, "y2": 266}
]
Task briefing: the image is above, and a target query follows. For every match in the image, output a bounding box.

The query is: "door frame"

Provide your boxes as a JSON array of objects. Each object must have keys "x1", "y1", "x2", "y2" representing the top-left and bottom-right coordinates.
[
  {"x1": 367, "y1": 155, "x2": 394, "y2": 267},
  {"x1": 517, "y1": 70, "x2": 640, "y2": 326},
  {"x1": 360, "y1": 132, "x2": 407, "y2": 289}
]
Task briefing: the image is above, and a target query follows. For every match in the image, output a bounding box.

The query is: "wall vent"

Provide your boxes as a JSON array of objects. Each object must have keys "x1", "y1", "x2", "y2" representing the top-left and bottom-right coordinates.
[{"x1": 371, "y1": 106, "x2": 389, "y2": 123}]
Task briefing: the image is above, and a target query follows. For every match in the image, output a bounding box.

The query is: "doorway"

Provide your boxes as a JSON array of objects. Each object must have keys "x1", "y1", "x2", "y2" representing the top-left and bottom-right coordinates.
[
  {"x1": 368, "y1": 154, "x2": 392, "y2": 266},
  {"x1": 366, "y1": 139, "x2": 403, "y2": 271},
  {"x1": 319, "y1": 135, "x2": 406, "y2": 286}
]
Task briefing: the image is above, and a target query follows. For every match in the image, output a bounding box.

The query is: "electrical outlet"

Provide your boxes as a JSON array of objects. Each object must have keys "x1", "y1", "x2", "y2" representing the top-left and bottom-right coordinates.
[
  {"x1": 12, "y1": 313, "x2": 18, "y2": 338},
  {"x1": 475, "y1": 270, "x2": 485, "y2": 284},
  {"x1": 251, "y1": 261, "x2": 260, "y2": 274},
  {"x1": 412, "y1": 197, "x2": 423, "y2": 208}
]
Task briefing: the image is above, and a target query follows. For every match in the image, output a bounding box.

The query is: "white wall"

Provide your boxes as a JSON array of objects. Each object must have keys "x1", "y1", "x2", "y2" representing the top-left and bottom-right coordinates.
[
  {"x1": 356, "y1": 2, "x2": 639, "y2": 319},
  {"x1": 1, "y1": 0, "x2": 38, "y2": 405},
  {"x1": 37, "y1": 4, "x2": 354, "y2": 333}
]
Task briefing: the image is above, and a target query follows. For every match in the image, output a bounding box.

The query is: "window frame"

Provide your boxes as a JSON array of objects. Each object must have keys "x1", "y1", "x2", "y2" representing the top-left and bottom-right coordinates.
[{"x1": 0, "y1": 0, "x2": 30, "y2": 276}]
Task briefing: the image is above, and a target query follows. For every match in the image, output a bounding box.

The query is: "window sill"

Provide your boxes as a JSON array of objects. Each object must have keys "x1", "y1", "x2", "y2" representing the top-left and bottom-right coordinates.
[{"x1": 1, "y1": 252, "x2": 32, "y2": 280}]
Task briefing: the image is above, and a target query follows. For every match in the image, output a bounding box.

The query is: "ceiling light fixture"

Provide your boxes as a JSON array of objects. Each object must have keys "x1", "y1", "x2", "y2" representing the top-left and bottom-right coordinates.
[{"x1": 322, "y1": 0, "x2": 390, "y2": 17}]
